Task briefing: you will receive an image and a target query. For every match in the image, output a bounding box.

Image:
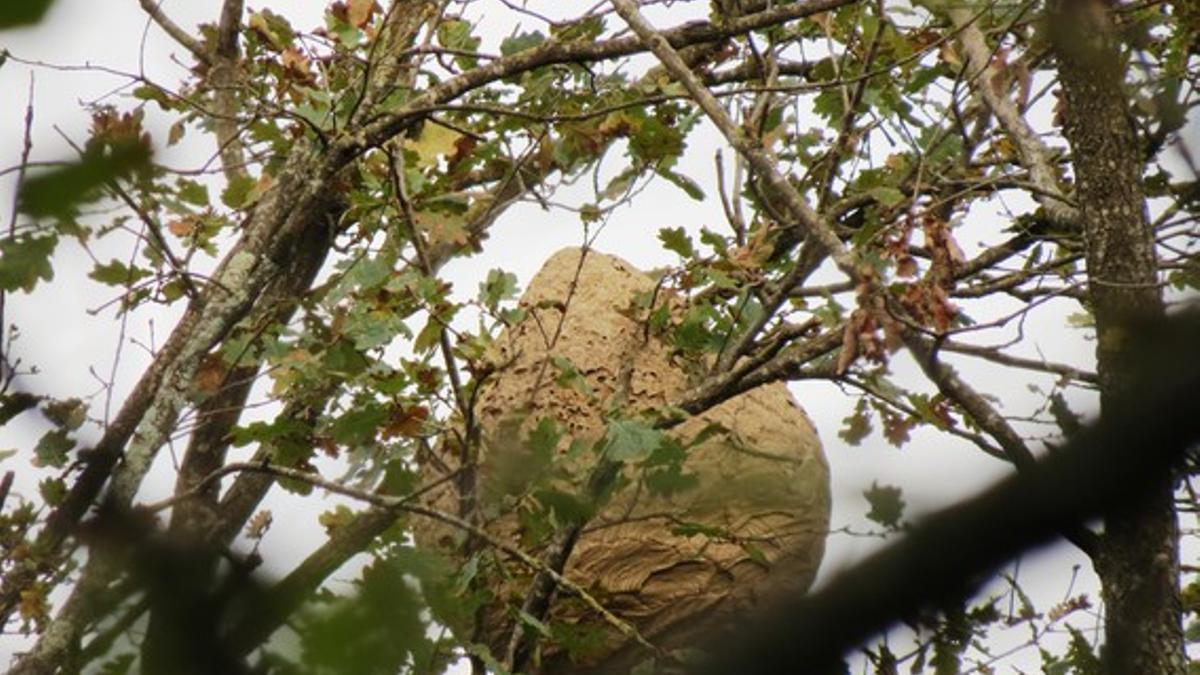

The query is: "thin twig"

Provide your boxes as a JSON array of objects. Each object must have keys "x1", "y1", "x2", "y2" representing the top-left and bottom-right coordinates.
[{"x1": 139, "y1": 461, "x2": 666, "y2": 658}]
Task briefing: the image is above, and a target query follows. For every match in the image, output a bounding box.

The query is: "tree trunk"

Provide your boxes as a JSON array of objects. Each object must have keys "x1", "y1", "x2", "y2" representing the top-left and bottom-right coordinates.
[{"x1": 1051, "y1": 2, "x2": 1184, "y2": 673}]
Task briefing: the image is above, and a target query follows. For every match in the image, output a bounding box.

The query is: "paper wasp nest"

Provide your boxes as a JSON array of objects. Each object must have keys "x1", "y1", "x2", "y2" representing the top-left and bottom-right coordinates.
[{"x1": 416, "y1": 248, "x2": 829, "y2": 673}]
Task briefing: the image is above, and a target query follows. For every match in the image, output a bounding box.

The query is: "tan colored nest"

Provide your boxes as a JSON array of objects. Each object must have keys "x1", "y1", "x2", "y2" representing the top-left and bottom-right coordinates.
[{"x1": 415, "y1": 248, "x2": 830, "y2": 673}]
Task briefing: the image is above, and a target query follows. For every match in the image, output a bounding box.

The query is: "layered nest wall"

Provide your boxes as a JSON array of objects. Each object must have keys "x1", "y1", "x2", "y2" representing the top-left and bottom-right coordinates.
[{"x1": 414, "y1": 248, "x2": 830, "y2": 673}]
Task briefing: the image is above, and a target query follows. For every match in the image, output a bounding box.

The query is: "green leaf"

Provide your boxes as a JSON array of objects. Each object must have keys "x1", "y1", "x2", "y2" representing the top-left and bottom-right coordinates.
[
  {"x1": 39, "y1": 477, "x2": 67, "y2": 506},
  {"x1": 629, "y1": 116, "x2": 684, "y2": 165},
  {"x1": 294, "y1": 556, "x2": 430, "y2": 674},
  {"x1": 403, "y1": 123, "x2": 464, "y2": 168},
  {"x1": 348, "y1": 256, "x2": 391, "y2": 290},
  {"x1": 645, "y1": 464, "x2": 699, "y2": 496},
  {"x1": 220, "y1": 173, "x2": 256, "y2": 209},
  {"x1": 247, "y1": 9, "x2": 294, "y2": 51},
  {"x1": 515, "y1": 608, "x2": 553, "y2": 637},
  {"x1": 330, "y1": 404, "x2": 387, "y2": 446},
  {"x1": 659, "y1": 169, "x2": 706, "y2": 201},
  {"x1": 0, "y1": 392, "x2": 40, "y2": 425},
  {"x1": 670, "y1": 521, "x2": 729, "y2": 538},
  {"x1": 465, "y1": 644, "x2": 511, "y2": 675},
  {"x1": 0, "y1": 234, "x2": 57, "y2": 292},
  {"x1": 0, "y1": 0, "x2": 54, "y2": 27},
  {"x1": 904, "y1": 63, "x2": 950, "y2": 93},
  {"x1": 742, "y1": 542, "x2": 770, "y2": 567},
  {"x1": 176, "y1": 179, "x2": 209, "y2": 206},
  {"x1": 551, "y1": 15, "x2": 606, "y2": 41},
  {"x1": 863, "y1": 481, "x2": 905, "y2": 530},
  {"x1": 658, "y1": 226, "x2": 695, "y2": 258},
  {"x1": 20, "y1": 141, "x2": 150, "y2": 218},
  {"x1": 89, "y1": 259, "x2": 152, "y2": 286},
  {"x1": 500, "y1": 31, "x2": 546, "y2": 56},
  {"x1": 534, "y1": 488, "x2": 594, "y2": 526},
  {"x1": 436, "y1": 19, "x2": 482, "y2": 68},
  {"x1": 601, "y1": 167, "x2": 638, "y2": 201},
  {"x1": 42, "y1": 397, "x2": 86, "y2": 430},
  {"x1": 868, "y1": 186, "x2": 905, "y2": 208},
  {"x1": 602, "y1": 418, "x2": 662, "y2": 463},
  {"x1": 33, "y1": 428, "x2": 73, "y2": 468},
  {"x1": 132, "y1": 85, "x2": 171, "y2": 108},
  {"x1": 479, "y1": 268, "x2": 519, "y2": 310},
  {"x1": 413, "y1": 316, "x2": 444, "y2": 355},
  {"x1": 527, "y1": 417, "x2": 562, "y2": 455},
  {"x1": 323, "y1": 339, "x2": 370, "y2": 376},
  {"x1": 345, "y1": 307, "x2": 409, "y2": 350},
  {"x1": 551, "y1": 355, "x2": 595, "y2": 398},
  {"x1": 813, "y1": 89, "x2": 845, "y2": 121},
  {"x1": 838, "y1": 399, "x2": 872, "y2": 445},
  {"x1": 229, "y1": 418, "x2": 310, "y2": 466}
]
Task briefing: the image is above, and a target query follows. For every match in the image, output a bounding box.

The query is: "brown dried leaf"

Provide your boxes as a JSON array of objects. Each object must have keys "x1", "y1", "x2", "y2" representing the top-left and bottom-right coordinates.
[
  {"x1": 167, "y1": 120, "x2": 186, "y2": 146},
  {"x1": 836, "y1": 311, "x2": 863, "y2": 375},
  {"x1": 281, "y1": 47, "x2": 314, "y2": 83},
  {"x1": 246, "y1": 509, "x2": 273, "y2": 540},
  {"x1": 348, "y1": 0, "x2": 379, "y2": 27},
  {"x1": 18, "y1": 587, "x2": 48, "y2": 625},
  {"x1": 193, "y1": 354, "x2": 225, "y2": 396},
  {"x1": 167, "y1": 217, "x2": 195, "y2": 237},
  {"x1": 381, "y1": 405, "x2": 429, "y2": 439}
]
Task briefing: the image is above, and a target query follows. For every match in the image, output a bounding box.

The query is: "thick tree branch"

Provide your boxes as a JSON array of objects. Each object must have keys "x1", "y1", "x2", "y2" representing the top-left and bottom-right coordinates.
[
  {"x1": 351, "y1": 0, "x2": 862, "y2": 157},
  {"x1": 138, "y1": 0, "x2": 207, "y2": 63},
  {"x1": 209, "y1": 0, "x2": 247, "y2": 182},
  {"x1": 904, "y1": 331, "x2": 1100, "y2": 556},
  {"x1": 689, "y1": 315, "x2": 1200, "y2": 674},
  {"x1": 945, "y1": 7, "x2": 1079, "y2": 229}
]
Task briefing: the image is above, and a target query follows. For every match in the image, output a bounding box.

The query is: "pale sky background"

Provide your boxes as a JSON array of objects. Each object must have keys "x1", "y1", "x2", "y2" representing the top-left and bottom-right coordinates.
[{"x1": 1, "y1": 0, "x2": 1192, "y2": 671}]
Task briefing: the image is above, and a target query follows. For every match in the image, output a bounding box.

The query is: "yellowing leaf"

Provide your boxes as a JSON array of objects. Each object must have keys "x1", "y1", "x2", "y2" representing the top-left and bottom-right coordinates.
[
  {"x1": 167, "y1": 218, "x2": 195, "y2": 237},
  {"x1": 404, "y1": 123, "x2": 464, "y2": 168},
  {"x1": 167, "y1": 120, "x2": 186, "y2": 146}
]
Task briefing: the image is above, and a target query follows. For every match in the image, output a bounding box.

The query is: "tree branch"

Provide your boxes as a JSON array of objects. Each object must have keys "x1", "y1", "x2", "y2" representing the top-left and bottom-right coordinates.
[
  {"x1": 689, "y1": 315, "x2": 1200, "y2": 674},
  {"x1": 139, "y1": 461, "x2": 665, "y2": 661},
  {"x1": 138, "y1": 0, "x2": 207, "y2": 63},
  {"x1": 903, "y1": 331, "x2": 1100, "y2": 556},
  {"x1": 944, "y1": 7, "x2": 1079, "y2": 229}
]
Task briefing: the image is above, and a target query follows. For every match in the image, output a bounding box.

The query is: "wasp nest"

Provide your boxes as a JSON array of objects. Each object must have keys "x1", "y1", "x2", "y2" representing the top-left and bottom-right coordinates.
[{"x1": 415, "y1": 248, "x2": 829, "y2": 673}]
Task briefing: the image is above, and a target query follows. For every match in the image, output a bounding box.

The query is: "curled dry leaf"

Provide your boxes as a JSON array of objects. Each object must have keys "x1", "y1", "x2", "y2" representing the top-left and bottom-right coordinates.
[
  {"x1": 192, "y1": 354, "x2": 226, "y2": 396},
  {"x1": 836, "y1": 310, "x2": 864, "y2": 375},
  {"x1": 348, "y1": 0, "x2": 380, "y2": 28},
  {"x1": 246, "y1": 509, "x2": 273, "y2": 540}
]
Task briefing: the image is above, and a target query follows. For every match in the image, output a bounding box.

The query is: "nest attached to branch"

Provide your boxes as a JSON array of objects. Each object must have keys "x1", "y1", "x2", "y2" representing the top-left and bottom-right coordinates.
[{"x1": 415, "y1": 248, "x2": 830, "y2": 673}]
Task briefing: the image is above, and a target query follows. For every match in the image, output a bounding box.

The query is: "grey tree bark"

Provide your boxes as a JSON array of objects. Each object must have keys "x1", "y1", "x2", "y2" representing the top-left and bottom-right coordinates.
[{"x1": 1051, "y1": 1, "x2": 1185, "y2": 672}]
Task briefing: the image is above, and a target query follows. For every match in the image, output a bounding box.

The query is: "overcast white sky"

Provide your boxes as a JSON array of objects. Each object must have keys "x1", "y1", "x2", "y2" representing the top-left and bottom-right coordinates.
[{"x1": 3, "y1": 0, "x2": 1189, "y2": 670}]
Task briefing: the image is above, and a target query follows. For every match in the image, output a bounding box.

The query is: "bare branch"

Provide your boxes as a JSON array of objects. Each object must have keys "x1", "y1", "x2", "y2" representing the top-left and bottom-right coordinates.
[
  {"x1": 137, "y1": 0, "x2": 207, "y2": 63},
  {"x1": 939, "y1": 339, "x2": 1098, "y2": 384},
  {"x1": 946, "y1": 7, "x2": 1079, "y2": 228},
  {"x1": 609, "y1": 0, "x2": 859, "y2": 279},
  {"x1": 903, "y1": 331, "x2": 1100, "y2": 556}
]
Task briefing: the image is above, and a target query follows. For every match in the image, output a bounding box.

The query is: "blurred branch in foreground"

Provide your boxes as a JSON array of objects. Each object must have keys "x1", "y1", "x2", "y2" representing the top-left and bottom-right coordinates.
[{"x1": 670, "y1": 314, "x2": 1200, "y2": 675}]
